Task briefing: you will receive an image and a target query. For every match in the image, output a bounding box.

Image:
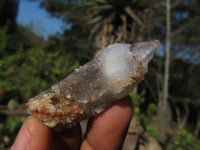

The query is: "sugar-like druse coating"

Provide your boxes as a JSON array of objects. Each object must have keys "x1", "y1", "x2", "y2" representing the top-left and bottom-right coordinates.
[
  {"x1": 27, "y1": 40, "x2": 160, "y2": 128},
  {"x1": 99, "y1": 43, "x2": 134, "y2": 85}
]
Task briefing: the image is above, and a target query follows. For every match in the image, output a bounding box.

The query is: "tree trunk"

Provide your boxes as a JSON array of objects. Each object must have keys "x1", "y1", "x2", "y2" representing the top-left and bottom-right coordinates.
[
  {"x1": 157, "y1": 0, "x2": 172, "y2": 143},
  {"x1": 194, "y1": 110, "x2": 200, "y2": 138}
]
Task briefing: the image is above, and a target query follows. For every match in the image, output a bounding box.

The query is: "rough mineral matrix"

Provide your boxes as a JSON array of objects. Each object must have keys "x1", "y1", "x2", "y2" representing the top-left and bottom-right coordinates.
[{"x1": 27, "y1": 40, "x2": 160, "y2": 128}]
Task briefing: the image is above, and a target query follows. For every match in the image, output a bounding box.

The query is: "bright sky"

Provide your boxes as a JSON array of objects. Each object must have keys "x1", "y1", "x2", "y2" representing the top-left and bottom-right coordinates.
[
  {"x1": 17, "y1": 0, "x2": 65, "y2": 39},
  {"x1": 16, "y1": 0, "x2": 166, "y2": 57}
]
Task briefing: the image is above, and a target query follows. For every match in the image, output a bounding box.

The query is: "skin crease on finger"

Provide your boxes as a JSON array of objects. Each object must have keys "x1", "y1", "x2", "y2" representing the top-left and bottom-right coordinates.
[{"x1": 10, "y1": 97, "x2": 132, "y2": 150}]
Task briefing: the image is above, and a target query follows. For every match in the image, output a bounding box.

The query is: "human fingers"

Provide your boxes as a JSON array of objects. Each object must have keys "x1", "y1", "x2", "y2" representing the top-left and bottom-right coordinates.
[
  {"x1": 81, "y1": 97, "x2": 133, "y2": 150},
  {"x1": 10, "y1": 116, "x2": 53, "y2": 150}
]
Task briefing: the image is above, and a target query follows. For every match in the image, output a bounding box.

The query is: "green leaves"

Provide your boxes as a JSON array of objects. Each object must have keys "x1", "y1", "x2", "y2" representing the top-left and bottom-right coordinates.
[
  {"x1": 130, "y1": 92, "x2": 144, "y2": 107},
  {"x1": 6, "y1": 116, "x2": 25, "y2": 134},
  {"x1": 146, "y1": 125, "x2": 160, "y2": 139},
  {"x1": 168, "y1": 129, "x2": 200, "y2": 150},
  {"x1": 0, "y1": 25, "x2": 9, "y2": 54},
  {"x1": 87, "y1": 16, "x2": 102, "y2": 24}
]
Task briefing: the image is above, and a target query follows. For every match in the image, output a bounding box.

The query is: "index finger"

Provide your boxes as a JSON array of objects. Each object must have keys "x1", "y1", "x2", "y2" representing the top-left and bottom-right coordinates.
[{"x1": 81, "y1": 97, "x2": 133, "y2": 150}]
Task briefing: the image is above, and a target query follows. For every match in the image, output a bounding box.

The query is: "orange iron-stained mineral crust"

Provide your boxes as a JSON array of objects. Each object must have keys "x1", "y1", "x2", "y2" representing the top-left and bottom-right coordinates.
[{"x1": 27, "y1": 40, "x2": 160, "y2": 128}]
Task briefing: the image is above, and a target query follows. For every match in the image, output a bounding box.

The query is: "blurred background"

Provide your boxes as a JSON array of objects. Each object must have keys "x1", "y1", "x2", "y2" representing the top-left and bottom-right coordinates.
[{"x1": 0, "y1": 0, "x2": 199, "y2": 149}]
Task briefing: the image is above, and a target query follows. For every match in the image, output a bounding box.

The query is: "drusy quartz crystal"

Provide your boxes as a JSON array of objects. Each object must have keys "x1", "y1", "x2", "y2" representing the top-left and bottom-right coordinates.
[{"x1": 27, "y1": 40, "x2": 160, "y2": 128}]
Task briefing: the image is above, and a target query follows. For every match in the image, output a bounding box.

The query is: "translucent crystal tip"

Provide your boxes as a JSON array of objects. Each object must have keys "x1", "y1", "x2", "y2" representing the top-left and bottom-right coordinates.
[{"x1": 130, "y1": 40, "x2": 160, "y2": 67}]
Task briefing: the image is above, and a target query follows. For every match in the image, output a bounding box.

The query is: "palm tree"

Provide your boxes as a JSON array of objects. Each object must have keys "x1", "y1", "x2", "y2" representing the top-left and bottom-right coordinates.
[{"x1": 83, "y1": 0, "x2": 161, "y2": 50}]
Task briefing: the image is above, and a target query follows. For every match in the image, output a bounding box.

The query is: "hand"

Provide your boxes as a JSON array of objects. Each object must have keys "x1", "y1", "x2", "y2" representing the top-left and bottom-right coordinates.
[{"x1": 10, "y1": 97, "x2": 132, "y2": 150}]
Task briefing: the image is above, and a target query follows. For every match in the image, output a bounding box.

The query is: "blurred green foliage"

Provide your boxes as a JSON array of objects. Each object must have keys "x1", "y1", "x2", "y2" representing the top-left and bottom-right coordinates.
[
  {"x1": 6, "y1": 116, "x2": 25, "y2": 134},
  {"x1": 147, "y1": 103, "x2": 157, "y2": 114},
  {"x1": 0, "y1": 25, "x2": 9, "y2": 54},
  {"x1": 130, "y1": 92, "x2": 144, "y2": 107},
  {"x1": 0, "y1": 27, "x2": 92, "y2": 100},
  {"x1": 130, "y1": 93, "x2": 159, "y2": 139},
  {"x1": 0, "y1": 124, "x2": 4, "y2": 145},
  {"x1": 7, "y1": 99, "x2": 18, "y2": 110},
  {"x1": 146, "y1": 125, "x2": 160, "y2": 140},
  {"x1": 167, "y1": 129, "x2": 200, "y2": 150},
  {"x1": 0, "y1": 116, "x2": 25, "y2": 148}
]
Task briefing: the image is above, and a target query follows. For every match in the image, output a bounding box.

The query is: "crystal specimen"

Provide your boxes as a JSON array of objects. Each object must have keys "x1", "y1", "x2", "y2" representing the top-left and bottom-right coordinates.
[{"x1": 27, "y1": 40, "x2": 160, "y2": 128}]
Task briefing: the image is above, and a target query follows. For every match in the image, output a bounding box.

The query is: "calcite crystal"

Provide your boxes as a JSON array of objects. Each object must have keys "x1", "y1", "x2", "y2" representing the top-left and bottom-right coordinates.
[{"x1": 27, "y1": 40, "x2": 160, "y2": 128}]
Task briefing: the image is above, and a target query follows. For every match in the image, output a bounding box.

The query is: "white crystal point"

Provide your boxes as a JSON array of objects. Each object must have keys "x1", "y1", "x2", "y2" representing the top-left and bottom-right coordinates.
[
  {"x1": 130, "y1": 40, "x2": 160, "y2": 68},
  {"x1": 27, "y1": 40, "x2": 160, "y2": 129}
]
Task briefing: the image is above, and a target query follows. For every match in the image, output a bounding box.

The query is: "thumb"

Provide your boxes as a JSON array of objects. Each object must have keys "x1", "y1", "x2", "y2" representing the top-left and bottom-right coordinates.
[{"x1": 10, "y1": 116, "x2": 52, "y2": 150}]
